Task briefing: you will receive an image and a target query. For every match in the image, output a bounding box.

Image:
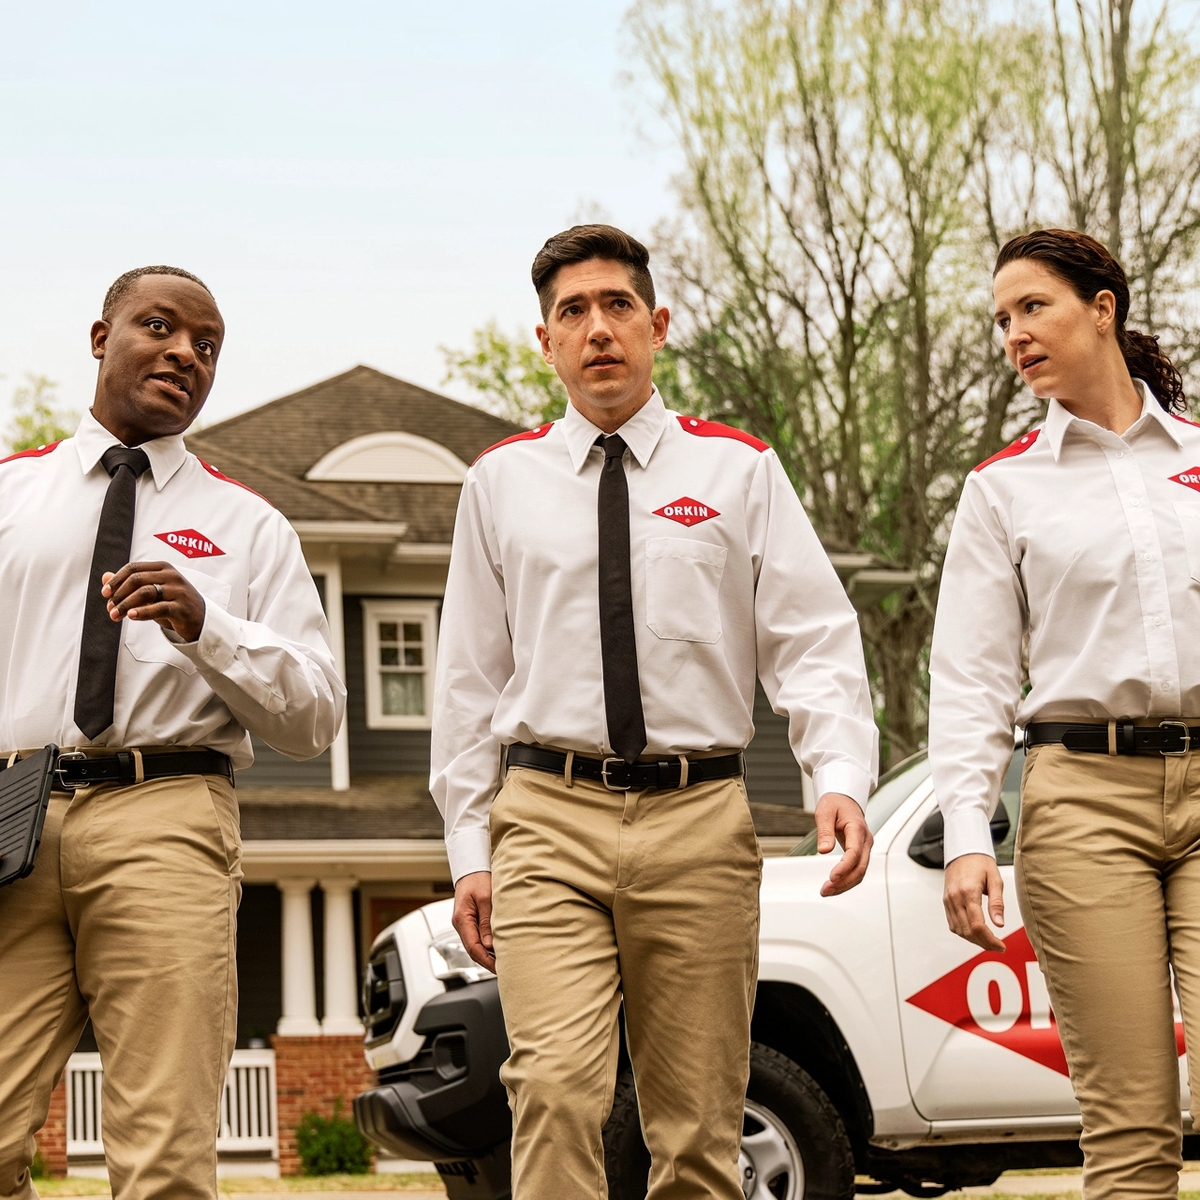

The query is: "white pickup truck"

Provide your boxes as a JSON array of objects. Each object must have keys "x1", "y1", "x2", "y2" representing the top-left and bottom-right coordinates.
[{"x1": 353, "y1": 747, "x2": 1195, "y2": 1200}]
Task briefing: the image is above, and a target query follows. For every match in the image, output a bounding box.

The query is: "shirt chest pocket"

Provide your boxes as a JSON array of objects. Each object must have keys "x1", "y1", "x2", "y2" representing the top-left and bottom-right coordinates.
[
  {"x1": 644, "y1": 537, "x2": 727, "y2": 643},
  {"x1": 1175, "y1": 501, "x2": 1200, "y2": 585},
  {"x1": 122, "y1": 569, "x2": 234, "y2": 674}
]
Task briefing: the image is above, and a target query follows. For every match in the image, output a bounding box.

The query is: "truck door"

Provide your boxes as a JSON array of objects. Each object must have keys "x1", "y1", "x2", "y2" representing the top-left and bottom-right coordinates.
[{"x1": 887, "y1": 749, "x2": 1080, "y2": 1120}]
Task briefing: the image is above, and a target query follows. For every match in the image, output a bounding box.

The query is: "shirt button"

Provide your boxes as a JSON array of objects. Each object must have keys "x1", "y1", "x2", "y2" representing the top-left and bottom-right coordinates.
[
  {"x1": 1163, "y1": 681, "x2": 1173, "y2": 691},
  {"x1": 1130, "y1": 497, "x2": 1141, "y2": 507},
  {"x1": 1115, "y1": 451, "x2": 1125, "y2": 459},
  {"x1": 1145, "y1": 552, "x2": 1155, "y2": 562},
  {"x1": 1154, "y1": 616, "x2": 1164, "y2": 626}
]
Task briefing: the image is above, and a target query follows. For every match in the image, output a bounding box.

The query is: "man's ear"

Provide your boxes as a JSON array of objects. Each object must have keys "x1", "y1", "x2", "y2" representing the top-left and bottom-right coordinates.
[
  {"x1": 535, "y1": 323, "x2": 554, "y2": 366},
  {"x1": 91, "y1": 320, "x2": 111, "y2": 362},
  {"x1": 651, "y1": 305, "x2": 670, "y2": 351}
]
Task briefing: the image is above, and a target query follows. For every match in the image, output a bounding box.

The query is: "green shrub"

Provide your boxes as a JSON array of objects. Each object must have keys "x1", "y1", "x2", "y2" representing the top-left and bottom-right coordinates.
[
  {"x1": 30, "y1": 1151, "x2": 47, "y2": 1179},
  {"x1": 295, "y1": 1099, "x2": 372, "y2": 1175}
]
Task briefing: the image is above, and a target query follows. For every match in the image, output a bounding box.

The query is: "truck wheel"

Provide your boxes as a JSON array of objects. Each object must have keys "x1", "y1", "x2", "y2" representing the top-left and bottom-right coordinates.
[{"x1": 603, "y1": 1042, "x2": 855, "y2": 1200}]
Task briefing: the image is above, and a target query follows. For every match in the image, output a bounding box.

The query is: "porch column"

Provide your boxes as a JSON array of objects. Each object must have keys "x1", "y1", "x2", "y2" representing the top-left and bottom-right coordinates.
[
  {"x1": 321, "y1": 878, "x2": 364, "y2": 1035},
  {"x1": 277, "y1": 879, "x2": 321, "y2": 1035}
]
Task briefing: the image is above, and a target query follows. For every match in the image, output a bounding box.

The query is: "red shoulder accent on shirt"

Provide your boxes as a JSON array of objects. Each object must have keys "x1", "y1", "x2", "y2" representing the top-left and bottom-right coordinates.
[
  {"x1": 1171, "y1": 412, "x2": 1200, "y2": 428},
  {"x1": 0, "y1": 440, "x2": 61, "y2": 466},
  {"x1": 197, "y1": 459, "x2": 273, "y2": 507},
  {"x1": 972, "y1": 428, "x2": 1042, "y2": 473},
  {"x1": 676, "y1": 415, "x2": 769, "y2": 452},
  {"x1": 473, "y1": 423, "x2": 554, "y2": 465}
]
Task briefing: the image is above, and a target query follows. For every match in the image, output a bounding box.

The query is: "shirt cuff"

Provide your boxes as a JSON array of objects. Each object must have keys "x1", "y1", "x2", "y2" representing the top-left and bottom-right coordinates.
[
  {"x1": 170, "y1": 599, "x2": 239, "y2": 674},
  {"x1": 812, "y1": 762, "x2": 873, "y2": 808},
  {"x1": 943, "y1": 806, "x2": 997, "y2": 864},
  {"x1": 446, "y1": 829, "x2": 493, "y2": 885}
]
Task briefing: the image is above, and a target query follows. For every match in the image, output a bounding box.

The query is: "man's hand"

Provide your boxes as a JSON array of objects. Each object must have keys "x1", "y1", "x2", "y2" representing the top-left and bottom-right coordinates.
[
  {"x1": 943, "y1": 853, "x2": 1006, "y2": 952},
  {"x1": 815, "y1": 792, "x2": 873, "y2": 896},
  {"x1": 452, "y1": 871, "x2": 495, "y2": 969},
  {"x1": 102, "y1": 561, "x2": 206, "y2": 643}
]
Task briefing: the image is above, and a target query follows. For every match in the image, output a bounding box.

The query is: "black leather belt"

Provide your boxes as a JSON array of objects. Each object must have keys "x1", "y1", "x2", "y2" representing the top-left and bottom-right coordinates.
[
  {"x1": 1025, "y1": 722, "x2": 1200, "y2": 757},
  {"x1": 48, "y1": 749, "x2": 234, "y2": 791},
  {"x1": 506, "y1": 744, "x2": 744, "y2": 792}
]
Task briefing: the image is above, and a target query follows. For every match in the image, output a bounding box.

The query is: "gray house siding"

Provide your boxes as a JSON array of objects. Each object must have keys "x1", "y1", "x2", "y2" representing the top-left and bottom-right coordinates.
[{"x1": 744, "y1": 683, "x2": 804, "y2": 807}]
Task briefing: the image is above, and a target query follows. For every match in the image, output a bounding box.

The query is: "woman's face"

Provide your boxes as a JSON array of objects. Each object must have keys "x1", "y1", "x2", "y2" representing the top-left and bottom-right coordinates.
[{"x1": 992, "y1": 259, "x2": 1115, "y2": 400}]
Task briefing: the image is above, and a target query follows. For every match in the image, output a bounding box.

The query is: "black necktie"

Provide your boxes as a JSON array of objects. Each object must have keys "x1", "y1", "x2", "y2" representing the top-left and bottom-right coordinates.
[
  {"x1": 597, "y1": 434, "x2": 647, "y2": 764},
  {"x1": 74, "y1": 445, "x2": 152, "y2": 739}
]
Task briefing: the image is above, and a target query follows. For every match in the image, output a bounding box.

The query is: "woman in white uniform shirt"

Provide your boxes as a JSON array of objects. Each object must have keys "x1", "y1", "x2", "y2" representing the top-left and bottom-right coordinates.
[{"x1": 930, "y1": 229, "x2": 1200, "y2": 1200}]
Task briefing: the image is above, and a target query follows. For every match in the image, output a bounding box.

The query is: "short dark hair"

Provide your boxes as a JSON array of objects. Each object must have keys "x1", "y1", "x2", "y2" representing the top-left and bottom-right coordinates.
[
  {"x1": 531, "y1": 224, "x2": 655, "y2": 320},
  {"x1": 994, "y1": 229, "x2": 1185, "y2": 414},
  {"x1": 102, "y1": 265, "x2": 213, "y2": 321}
]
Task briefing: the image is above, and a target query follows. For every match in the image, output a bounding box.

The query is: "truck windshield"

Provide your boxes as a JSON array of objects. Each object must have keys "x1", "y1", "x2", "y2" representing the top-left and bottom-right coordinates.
[{"x1": 788, "y1": 752, "x2": 931, "y2": 856}]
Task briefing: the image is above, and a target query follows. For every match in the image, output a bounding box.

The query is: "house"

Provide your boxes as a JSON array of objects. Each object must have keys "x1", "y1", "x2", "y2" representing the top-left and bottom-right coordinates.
[{"x1": 41, "y1": 366, "x2": 913, "y2": 1178}]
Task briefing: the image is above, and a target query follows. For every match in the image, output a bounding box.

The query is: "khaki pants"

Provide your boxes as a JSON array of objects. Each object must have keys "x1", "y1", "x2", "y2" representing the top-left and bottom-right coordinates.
[
  {"x1": 0, "y1": 773, "x2": 242, "y2": 1200},
  {"x1": 1016, "y1": 743, "x2": 1200, "y2": 1200},
  {"x1": 489, "y1": 765, "x2": 762, "y2": 1200}
]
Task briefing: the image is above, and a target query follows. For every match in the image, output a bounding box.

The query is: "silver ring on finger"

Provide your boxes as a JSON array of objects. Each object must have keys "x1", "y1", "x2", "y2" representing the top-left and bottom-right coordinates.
[{"x1": 154, "y1": 583, "x2": 165, "y2": 603}]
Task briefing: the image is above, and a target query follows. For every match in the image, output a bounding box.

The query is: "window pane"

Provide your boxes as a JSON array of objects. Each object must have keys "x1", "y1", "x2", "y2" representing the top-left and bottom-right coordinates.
[
  {"x1": 403, "y1": 623, "x2": 423, "y2": 643},
  {"x1": 380, "y1": 647, "x2": 399, "y2": 666},
  {"x1": 381, "y1": 672, "x2": 425, "y2": 716},
  {"x1": 404, "y1": 648, "x2": 423, "y2": 666},
  {"x1": 379, "y1": 622, "x2": 399, "y2": 643}
]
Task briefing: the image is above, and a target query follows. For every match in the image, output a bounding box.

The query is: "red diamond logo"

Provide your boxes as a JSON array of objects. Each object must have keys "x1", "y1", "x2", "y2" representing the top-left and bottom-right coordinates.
[
  {"x1": 1169, "y1": 467, "x2": 1200, "y2": 494},
  {"x1": 155, "y1": 529, "x2": 225, "y2": 559},
  {"x1": 653, "y1": 496, "x2": 720, "y2": 527},
  {"x1": 906, "y1": 927, "x2": 1184, "y2": 1076}
]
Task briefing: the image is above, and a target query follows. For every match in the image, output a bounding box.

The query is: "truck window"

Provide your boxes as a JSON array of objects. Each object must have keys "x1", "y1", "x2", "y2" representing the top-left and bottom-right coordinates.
[
  {"x1": 993, "y1": 747, "x2": 1024, "y2": 867},
  {"x1": 788, "y1": 752, "x2": 931, "y2": 856}
]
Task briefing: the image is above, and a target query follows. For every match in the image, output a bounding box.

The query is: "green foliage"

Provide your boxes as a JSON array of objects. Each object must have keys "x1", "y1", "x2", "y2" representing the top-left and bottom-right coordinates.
[
  {"x1": 30, "y1": 1150, "x2": 47, "y2": 1179},
  {"x1": 294, "y1": 1100, "x2": 372, "y2": 1176},
  {"x1": 442, "y1": 323, "x2": 568, "y2": 426},
  {"x1": 4, "y1": 374, "x2": 78, "y2": 453}
]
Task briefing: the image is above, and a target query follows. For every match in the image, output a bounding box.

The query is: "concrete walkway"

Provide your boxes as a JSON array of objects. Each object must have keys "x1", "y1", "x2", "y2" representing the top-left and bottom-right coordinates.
[{"x1": 873, "y1": 1170, "x2": 1200, "y2": 1196}]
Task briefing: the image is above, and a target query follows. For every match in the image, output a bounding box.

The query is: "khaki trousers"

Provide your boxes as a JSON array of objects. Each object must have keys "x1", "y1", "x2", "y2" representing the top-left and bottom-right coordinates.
[
  {"x1": 1016, "y1": 744, "x2": 1200, "y2": 1200},
  {"x1": 0, "y1": 773, "x2": 242, "y2": 1200},
  {"x1": 489, "y1": 765, "x2": 762, "y2": 1200}
]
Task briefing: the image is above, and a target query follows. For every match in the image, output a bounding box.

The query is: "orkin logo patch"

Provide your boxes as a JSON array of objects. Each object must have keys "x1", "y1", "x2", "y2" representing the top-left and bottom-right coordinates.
[
  {"x1": 653, "y1": 496, "x2": 721, "y2": 528},
  {"x1": 155, "y1": 529, "x2": 225, "y2": 559},
  {"x1": 906, "y1": 926, "x2": 1185, "y2": 1076},
  {"x1": 1169, "y1": 466, "x2": 1200, "y2": 494}
]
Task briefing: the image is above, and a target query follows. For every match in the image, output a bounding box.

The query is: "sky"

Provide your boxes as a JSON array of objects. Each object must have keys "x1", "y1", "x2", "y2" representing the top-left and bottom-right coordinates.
[{"x1": 0, "y1": 1, "x2": 678, "y2": 432}]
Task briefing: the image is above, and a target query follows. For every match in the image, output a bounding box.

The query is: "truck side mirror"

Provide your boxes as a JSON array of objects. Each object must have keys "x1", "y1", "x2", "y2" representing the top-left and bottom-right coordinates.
[{"x1": 907, "y1": 803, "x2": 1011, "y2": 870}]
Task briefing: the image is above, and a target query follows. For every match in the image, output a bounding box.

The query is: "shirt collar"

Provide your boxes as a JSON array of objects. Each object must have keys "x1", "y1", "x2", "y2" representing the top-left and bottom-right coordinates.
[
  {"x1": 72, "y1": 409, "x2": 189, "y2": 490},
  {"x1": 1043, "y1": 379, "x2": 1183, "y2": 461},
  {"x1": 560, "y1": 388, "x2": 668, "y2": 474}
]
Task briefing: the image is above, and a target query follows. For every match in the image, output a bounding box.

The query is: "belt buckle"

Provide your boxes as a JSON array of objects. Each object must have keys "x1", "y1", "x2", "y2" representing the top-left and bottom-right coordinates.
[
  {"x1": 600, "y1": 757, "x2": 632, "y2": 792},
  {"x1": 54, "y1": 750, "x2": 89, "y2": 791},
  {"x1": 1159, "y1": 720, "x2": 1192, "y2": 756}
]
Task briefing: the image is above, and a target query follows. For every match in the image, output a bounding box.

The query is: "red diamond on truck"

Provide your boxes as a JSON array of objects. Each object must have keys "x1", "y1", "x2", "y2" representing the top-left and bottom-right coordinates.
[
  {"x1": 653, "y1": 497, "x2": 720, "y2": 527},
  {"x1": 1169, "y1": 467, "x2": 1200, "y2": 494},
  {"x1": 155, "y1": 529, "x2": 225, "y2": 559},
  {"x1": 906, "y1": 926, "x2": 1184, "y2": 1076}
]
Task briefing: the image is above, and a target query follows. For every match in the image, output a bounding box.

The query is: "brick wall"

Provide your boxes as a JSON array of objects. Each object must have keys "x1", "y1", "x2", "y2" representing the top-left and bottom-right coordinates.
[
  {"x1": 38, "y1": 1078, "x2": 67, "y2": 1177},
  {"x1": 273, "y1": 1035, "x2": 377, "y2": 1176}
]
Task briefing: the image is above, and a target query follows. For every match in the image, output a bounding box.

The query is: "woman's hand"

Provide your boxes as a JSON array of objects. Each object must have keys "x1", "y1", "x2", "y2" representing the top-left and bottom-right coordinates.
[{"x1": 943, "y1": 853, "x2": 1006, "y2": 952}]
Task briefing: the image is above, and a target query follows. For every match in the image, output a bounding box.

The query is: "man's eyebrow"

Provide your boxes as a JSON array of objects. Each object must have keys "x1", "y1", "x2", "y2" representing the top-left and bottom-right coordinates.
[{"x1": 557, "y1": 287, "x2": 638, "y2": 309}]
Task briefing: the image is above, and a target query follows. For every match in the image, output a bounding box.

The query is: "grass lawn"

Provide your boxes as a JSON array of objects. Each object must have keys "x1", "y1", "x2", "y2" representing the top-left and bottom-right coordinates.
[{"x1": 33, "y1": 1175, "x2": 445, "y2": 1195}]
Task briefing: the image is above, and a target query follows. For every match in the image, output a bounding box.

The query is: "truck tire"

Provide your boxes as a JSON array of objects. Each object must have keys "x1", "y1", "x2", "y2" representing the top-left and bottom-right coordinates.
[{"x1": 603, "y1": 1042, "x2": 855, "y2": 1200}]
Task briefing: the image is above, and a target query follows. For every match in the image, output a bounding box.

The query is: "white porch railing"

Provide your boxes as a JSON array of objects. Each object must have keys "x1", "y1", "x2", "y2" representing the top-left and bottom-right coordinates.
[{"x1": 66, "y1": 1049, "x2": 277, "y2": 1161}]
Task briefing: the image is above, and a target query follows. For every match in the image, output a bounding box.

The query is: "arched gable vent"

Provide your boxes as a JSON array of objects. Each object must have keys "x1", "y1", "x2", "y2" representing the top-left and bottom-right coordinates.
[{"x1": 305, "y1": 432, "x2": 468, "y2": 484}]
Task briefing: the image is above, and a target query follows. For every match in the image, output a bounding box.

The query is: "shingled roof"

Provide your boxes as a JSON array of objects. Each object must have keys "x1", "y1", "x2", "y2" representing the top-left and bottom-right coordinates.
[{"x1": 185, "y1": 366, "x2": 523, "y2": 537}]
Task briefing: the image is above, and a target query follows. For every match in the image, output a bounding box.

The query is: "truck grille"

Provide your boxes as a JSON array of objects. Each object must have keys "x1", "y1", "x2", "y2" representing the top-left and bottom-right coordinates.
[{"x1": 362, "y1": 938, "x2": 406, "y2": 1046}]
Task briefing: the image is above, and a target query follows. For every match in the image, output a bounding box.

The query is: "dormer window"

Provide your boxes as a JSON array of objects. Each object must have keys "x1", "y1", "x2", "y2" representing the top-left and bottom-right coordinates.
[{"x1": 306, "y1": 433, "x2": 468, "y2": 484}]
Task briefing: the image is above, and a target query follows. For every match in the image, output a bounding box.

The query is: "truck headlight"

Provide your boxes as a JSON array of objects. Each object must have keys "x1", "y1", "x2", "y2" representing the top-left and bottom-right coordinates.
[{"x1": 429, "y1": 929, "x2": 496, "y2": 985}]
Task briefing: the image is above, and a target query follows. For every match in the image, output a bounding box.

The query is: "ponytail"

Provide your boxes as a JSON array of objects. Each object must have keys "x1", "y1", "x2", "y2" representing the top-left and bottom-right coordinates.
[{"x1": 1117, "y1": 326, "x2": 1185, "y2": 414}]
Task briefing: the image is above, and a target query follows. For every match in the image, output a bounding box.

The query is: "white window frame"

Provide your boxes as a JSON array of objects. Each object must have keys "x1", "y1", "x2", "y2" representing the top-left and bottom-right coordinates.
[{"x1": 362, "y1": 599, "x2": 440, "y2": 730}]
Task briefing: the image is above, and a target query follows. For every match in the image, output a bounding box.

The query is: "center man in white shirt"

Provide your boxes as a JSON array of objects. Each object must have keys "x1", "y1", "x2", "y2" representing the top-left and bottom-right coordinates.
[{"x1": 431, "y1": 225, "x2": 878, "y2": 1199}]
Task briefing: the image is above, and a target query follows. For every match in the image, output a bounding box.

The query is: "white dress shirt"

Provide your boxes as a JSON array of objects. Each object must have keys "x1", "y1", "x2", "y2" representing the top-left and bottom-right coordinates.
[
  {"x1": 431, "y1": 391, "x2": 878, "y2": 882},
  {"x1": 930, "y1": 383, "x2": 1200, "y2": 862},
  {"x1": 0, "y1": 411, "x2": 345, "y2": 767}
]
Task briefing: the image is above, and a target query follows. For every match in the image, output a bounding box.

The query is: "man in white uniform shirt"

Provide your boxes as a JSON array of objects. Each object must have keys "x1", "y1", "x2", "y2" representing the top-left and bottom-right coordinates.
[
  {"x1": 0, "y1": 266, "x2": 345, "y2": 1200},
  {"x1": 431, "y1": 225, "x2": 878, "y2": 1199}
]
